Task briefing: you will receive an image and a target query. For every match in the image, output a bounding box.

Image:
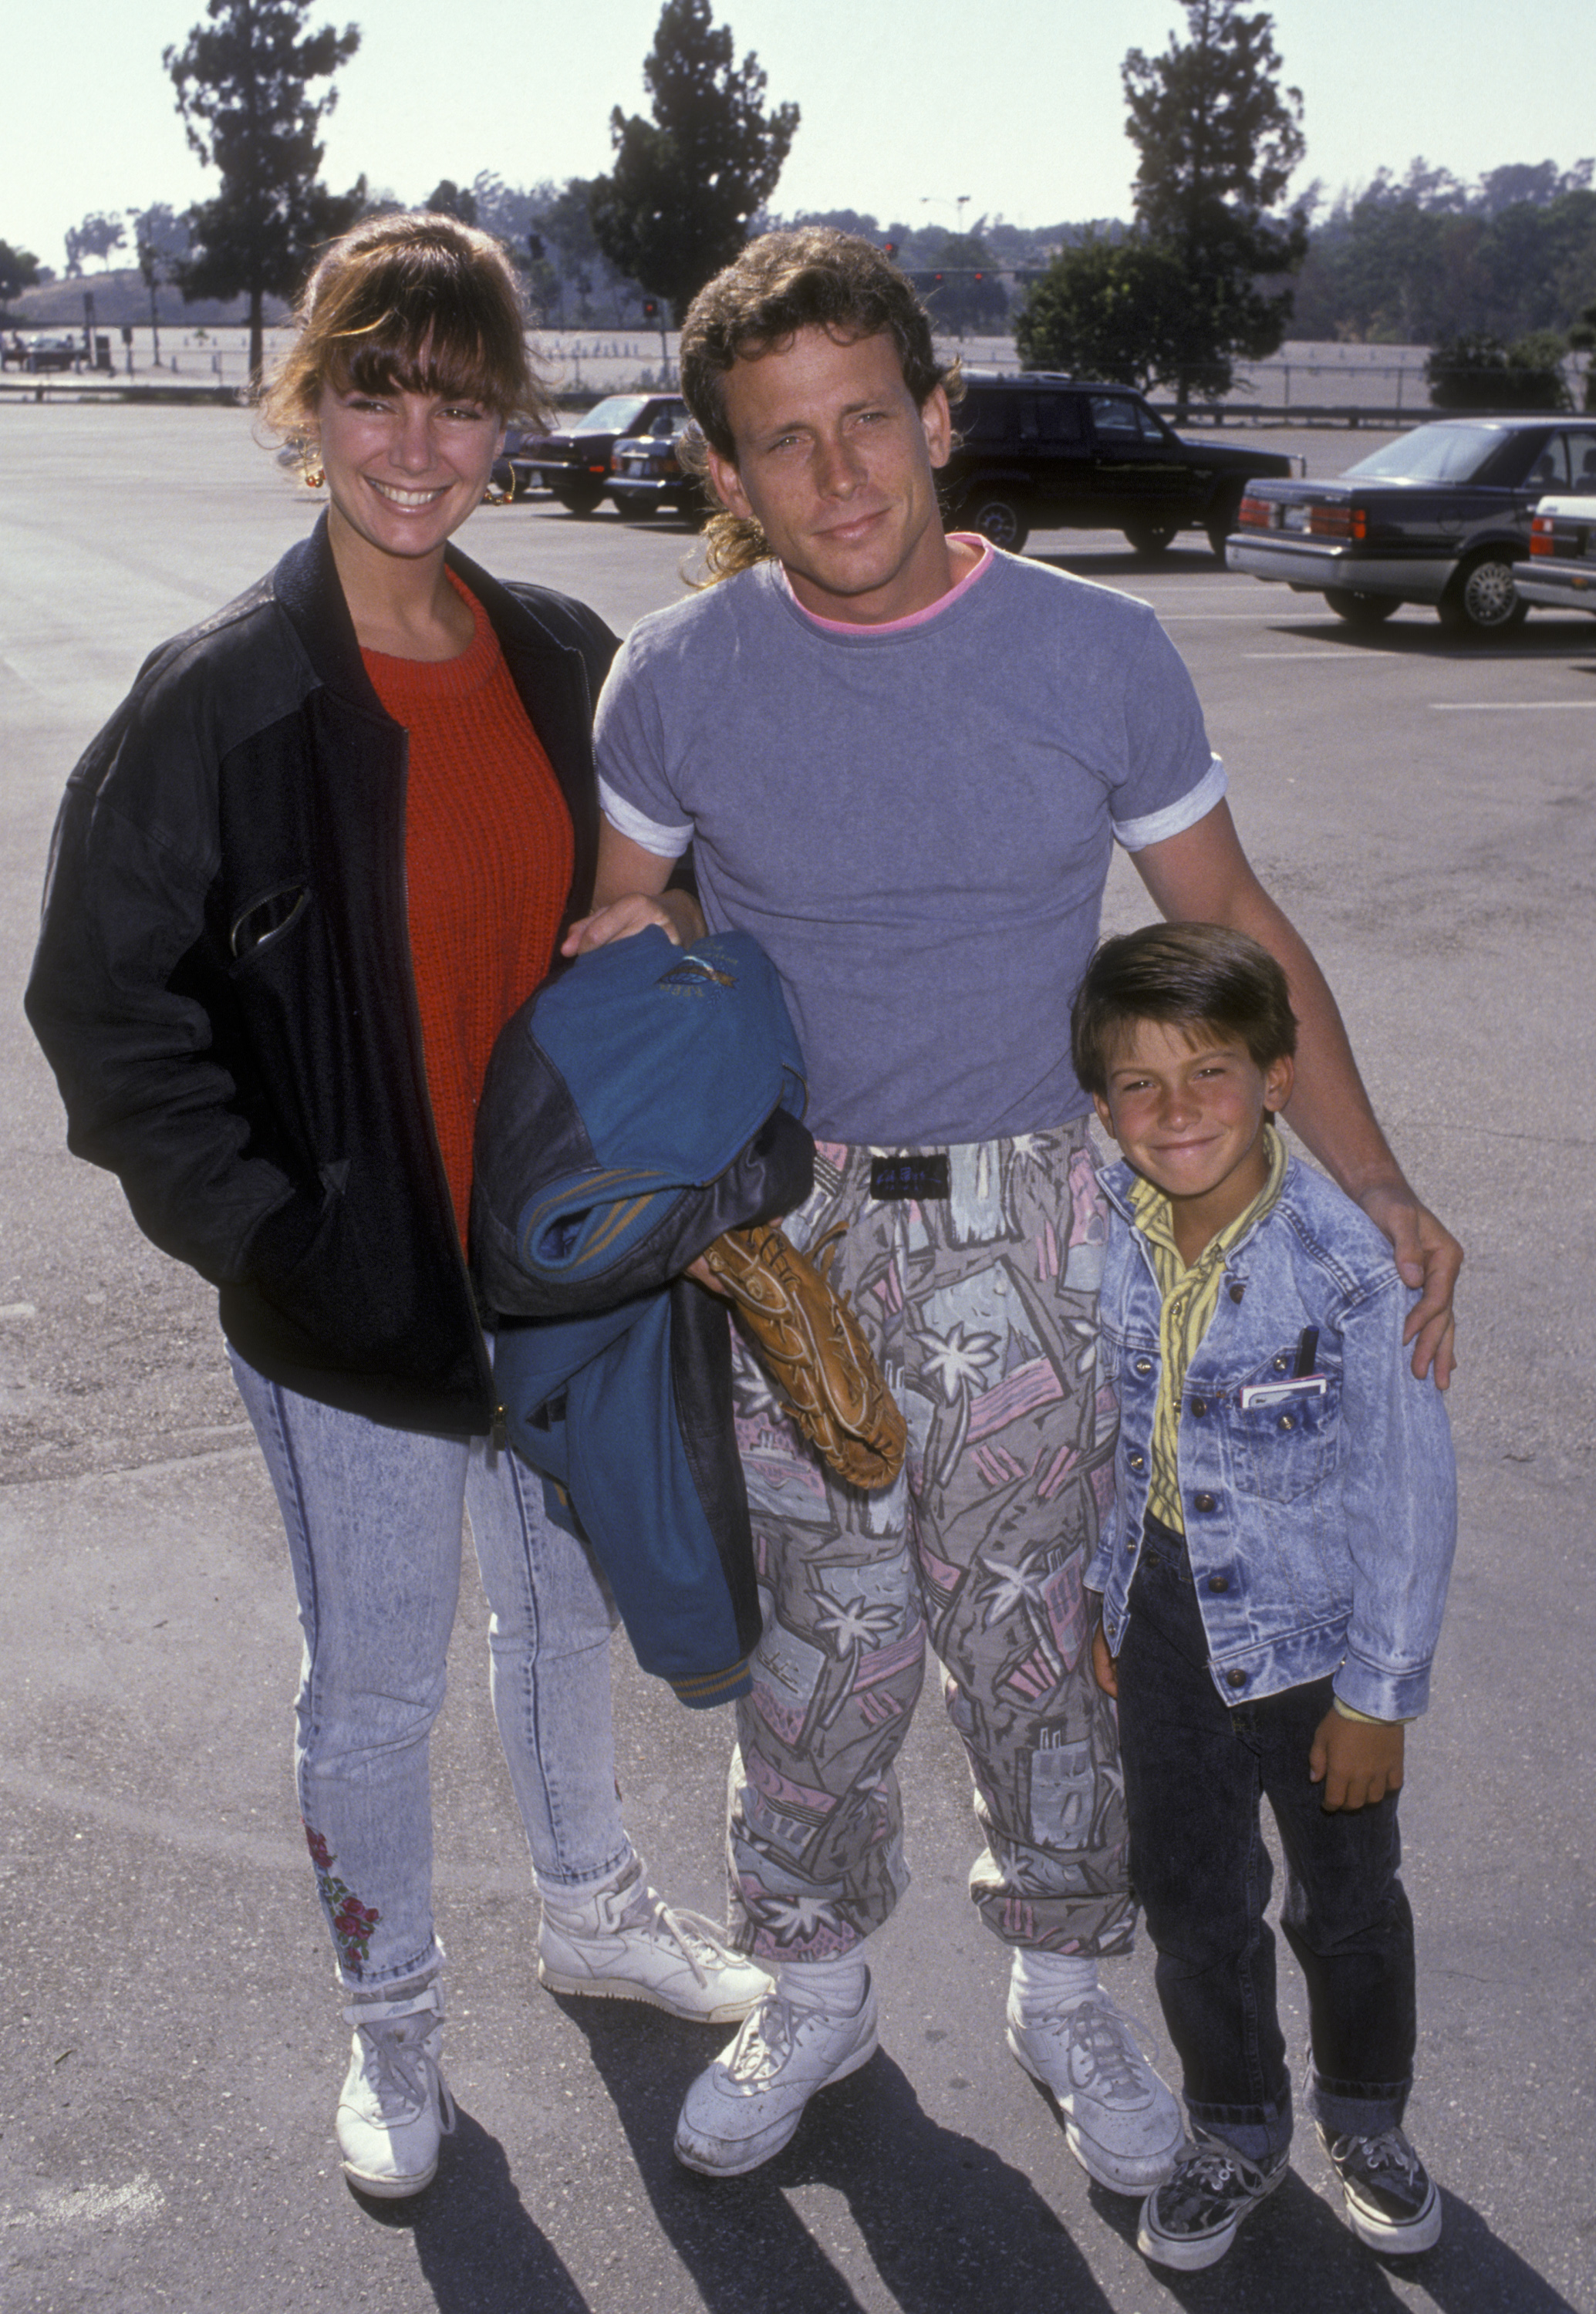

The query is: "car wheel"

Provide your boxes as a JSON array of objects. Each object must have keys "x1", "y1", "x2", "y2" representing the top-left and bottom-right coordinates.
[
  {"x1": 1206, "y1": 491, "x2": 1245, "y2": 562},
  {"x1": 956, "y1": 493, "x2": 1030, "y2": 553},
  {"x1": 1124, "y1": 521, "x2": 1179, "y2": 558},
  {"x1": 1438, "y1": 552, "x2": 1528, "y2": 636},
  {"x1": 552, "y1": 478, "x2": 605, "y2": 515},
  {"x1": 1323, "y1": 587, "x2": 1399, "y2": 629}
]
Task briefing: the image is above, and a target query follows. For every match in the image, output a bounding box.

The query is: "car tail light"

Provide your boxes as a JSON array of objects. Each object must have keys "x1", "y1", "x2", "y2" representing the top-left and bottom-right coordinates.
[
  {"x1": 588, "y1": 462, "x2": 609, "y2": 475},
  {"x1": 1530, "y1": 514, "x2": 1555, "y2": 557},
  {"x1": 1307, "y1": 501, "x2": 1367, "y2": 541},
  {"x1": 1237, "y1": 494, "x2": 1274, "y2": 528}
]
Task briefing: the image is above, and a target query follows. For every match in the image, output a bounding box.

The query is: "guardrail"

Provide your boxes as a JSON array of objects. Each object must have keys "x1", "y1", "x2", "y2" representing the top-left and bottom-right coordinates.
[
  {"x1": 2, "y1": 377, "x2": 1576, "y2": 434},
  {"x1": 1151, "y1": 401, "x2": 1568, "y2": 430},
  {"x1": 0, "y1": 377, "x2": 241, "y2": 404}
]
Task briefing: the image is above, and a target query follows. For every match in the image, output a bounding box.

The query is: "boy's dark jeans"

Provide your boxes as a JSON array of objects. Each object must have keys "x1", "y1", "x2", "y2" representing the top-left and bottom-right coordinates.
[{"x1": 1115, "y1": 1513, "x2": 1417, "y2": 2162}]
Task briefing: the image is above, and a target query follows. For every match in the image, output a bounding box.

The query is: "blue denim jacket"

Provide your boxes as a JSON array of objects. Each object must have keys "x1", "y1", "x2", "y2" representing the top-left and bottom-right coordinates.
[{"x1": 1086, "y1": 1152, "x2": 1456, "y2": 1719}]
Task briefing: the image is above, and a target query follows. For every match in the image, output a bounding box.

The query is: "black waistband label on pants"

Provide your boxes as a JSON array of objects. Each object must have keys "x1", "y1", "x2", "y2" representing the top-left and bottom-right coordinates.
[{"x1": 869, "y1": 1153, "x2": 950, "y2": 1202}]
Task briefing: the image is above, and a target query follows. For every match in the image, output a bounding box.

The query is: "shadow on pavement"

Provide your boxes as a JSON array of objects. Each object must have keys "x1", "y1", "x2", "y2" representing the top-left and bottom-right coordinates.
[
  {"x1": 547, "y1": 1994, "x2": 1584, "y2": 2314},
  {"x1": 1033, "y1": 545, "x2": 1221, "y2": 581},
  {"x1": 559, "y1": 1999, "x2": 1117, "y2": 2313},
  {"x1": 1245, "y1": 622, "x2": 1596, "y2": 661},
  {"x1": 353, "y1": 2109, "x2": 590, "y2": 2314},
  {"x1": 1081, "y1": 2150, "x2": 1581, "y2": 2313}
]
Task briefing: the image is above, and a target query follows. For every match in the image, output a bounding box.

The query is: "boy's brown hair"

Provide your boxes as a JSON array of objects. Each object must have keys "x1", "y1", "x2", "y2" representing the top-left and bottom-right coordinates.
[{"x1": 1070, "y1": 923, "x2": 1298, "y2": 1097}]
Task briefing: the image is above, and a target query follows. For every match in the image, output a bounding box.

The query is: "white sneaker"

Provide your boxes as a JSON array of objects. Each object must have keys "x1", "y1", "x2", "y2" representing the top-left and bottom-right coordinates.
[
  {"x1": 1007, "y1": 1985, "x2": 1183, "y2": 2193},
  {"x1": 674, "y1": 1972, "x2": 879, "y2": 2175},
  {"x1": 336, "y1": 1981, "x2": 456, "y2": 2199},
  {"x1": 538, "y1": 1861, "x2": 772, "y2": 2024}
]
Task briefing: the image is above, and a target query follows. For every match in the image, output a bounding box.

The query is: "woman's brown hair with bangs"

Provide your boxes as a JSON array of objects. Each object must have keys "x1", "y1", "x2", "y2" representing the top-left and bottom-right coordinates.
[{"x1": 261, "y1": 211, "x2": 551, "y2": 461}]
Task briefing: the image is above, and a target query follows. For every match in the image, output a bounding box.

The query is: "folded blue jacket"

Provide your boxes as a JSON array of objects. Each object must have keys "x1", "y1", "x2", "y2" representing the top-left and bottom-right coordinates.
[{"x1": 471, "y1": 929, "x2": 813, "y2": 1705}]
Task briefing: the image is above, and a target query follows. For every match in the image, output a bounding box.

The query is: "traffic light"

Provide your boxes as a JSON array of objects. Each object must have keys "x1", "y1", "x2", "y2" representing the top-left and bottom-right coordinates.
[
  {"x1": 528, "y1": 232, "x2": 545, "y2": 262},
  {"x1": 642, "y1": 297, "x2": 660, "y2": 321},
  {"x1": 883, "y1": 241, "x2": 898, "y2": 260}
]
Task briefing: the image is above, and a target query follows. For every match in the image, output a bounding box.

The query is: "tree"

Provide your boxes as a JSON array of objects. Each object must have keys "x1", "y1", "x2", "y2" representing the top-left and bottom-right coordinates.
[
  {"x1": 920, "y1": 231, "x2": 1011, "y2": 339},
  {"x1": 130, "y1": 205, "x2": 191, "y2": 366},
  {"x1": 1121, "y1": 1, "x2": 1308, "y2": 413},
  {"x1": 165, "y1": 0, "x2": 363, "y2": 385},
  {"x1": 0, "y1": 238, "x2": 41, "y2": 313},
  {"x1": 1290, "y1": 160, "x2": 1596, "y2": 347},
  {"x1": 1571, "y1": 301, "x2": 1596, "y2": 412},
  {"x1": 588, "y1": 0, "x2": 798, "y2": 326},
  {"x1": 1016, "y1": 234, "x2": 1190, "y2": 390},
  {"x1": 65, "y1": 212, "x2": 128, "y2": 275},
  {"x1": 423, "y1": 179, "x2": 477, "y2": 225},
  {"x1": 1426, "y1": 331, "x2": 1571, "y2": 413}
]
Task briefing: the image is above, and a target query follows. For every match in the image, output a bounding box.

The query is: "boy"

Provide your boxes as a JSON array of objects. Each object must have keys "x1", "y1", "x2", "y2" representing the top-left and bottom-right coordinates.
[{"x1": 1071, "y1": 924, "x2": 1456, "y2": 2271}]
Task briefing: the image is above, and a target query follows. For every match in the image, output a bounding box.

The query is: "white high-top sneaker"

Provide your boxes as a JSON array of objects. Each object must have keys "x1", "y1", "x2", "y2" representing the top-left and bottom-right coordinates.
[
  {"x1": 336, "y1": 1980, "x2": 455, "y2": 2198},
  {"x1": 538, "y1": 1858, "x2": 771, "y2": 2024}
]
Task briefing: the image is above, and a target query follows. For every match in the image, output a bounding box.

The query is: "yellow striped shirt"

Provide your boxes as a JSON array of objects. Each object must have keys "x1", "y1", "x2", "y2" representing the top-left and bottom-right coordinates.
[{"x1": 1126, "y1": 1125, "x2": 1289, "y2": 1533}]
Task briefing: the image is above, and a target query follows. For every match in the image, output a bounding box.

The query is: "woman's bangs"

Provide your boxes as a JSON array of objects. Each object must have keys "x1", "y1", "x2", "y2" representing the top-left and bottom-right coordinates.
[{"x1": 331, "y1": 268, "x2": 520, "y2": 410}]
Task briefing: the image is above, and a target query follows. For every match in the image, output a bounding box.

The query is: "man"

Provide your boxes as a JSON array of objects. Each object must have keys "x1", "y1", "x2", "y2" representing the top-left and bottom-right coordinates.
[{"x1": 565, "y1": 230, "x2": 1460, "y2": 2190}]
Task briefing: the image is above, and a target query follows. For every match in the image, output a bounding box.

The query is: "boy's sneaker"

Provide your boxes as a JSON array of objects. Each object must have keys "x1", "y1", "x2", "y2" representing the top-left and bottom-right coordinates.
[
  {"x1": 1137, "y1": 2130, "x2": 1289, "y2": 2269},
  {"x1": 336, "y1": 1981, "x2": 456, "y2": 2199},
  {"x1": 538, "y1": 1860, "x2": 772, "y2": 2024},
  {"x1": 1006, "y1": 1986, "x2": 1183, "y2": 2192},
  {"x1": 673, "y1": 1972, "x2": 878, "y2": 2175},
  {"x1": 1317, "y1": 2123, "x2": 1442, "y2": 2253}
]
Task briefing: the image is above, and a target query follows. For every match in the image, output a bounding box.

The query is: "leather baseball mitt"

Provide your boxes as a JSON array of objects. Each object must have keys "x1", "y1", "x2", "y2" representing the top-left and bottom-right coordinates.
[{"x1": 700, "y1": 1222, "x2": 906, "y2": 1491}]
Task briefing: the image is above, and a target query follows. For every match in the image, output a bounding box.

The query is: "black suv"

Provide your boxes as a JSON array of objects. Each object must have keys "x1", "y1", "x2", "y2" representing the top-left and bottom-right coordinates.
[{"x1": 942, "y1": 374, "x2": 1296, "y2": 558}]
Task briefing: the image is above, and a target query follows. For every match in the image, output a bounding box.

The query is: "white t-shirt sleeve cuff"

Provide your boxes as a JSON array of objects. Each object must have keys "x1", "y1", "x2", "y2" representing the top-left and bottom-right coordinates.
[
  {"x1": 1112, "y1": 755, "x2": 1228, "y2": 852},
  {"x1": 598, "y1": 777, "x2": 693, "y2": 859}
]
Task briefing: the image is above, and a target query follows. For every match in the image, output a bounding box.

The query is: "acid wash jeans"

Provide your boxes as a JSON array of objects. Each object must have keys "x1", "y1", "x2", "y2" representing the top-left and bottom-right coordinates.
[
  {"x1": 724, "y1": 1122, "x2": 1133, "y2": 1964},
  {"x1": 231, "y1": 1348, "x2": 632, "y2": 1992}
]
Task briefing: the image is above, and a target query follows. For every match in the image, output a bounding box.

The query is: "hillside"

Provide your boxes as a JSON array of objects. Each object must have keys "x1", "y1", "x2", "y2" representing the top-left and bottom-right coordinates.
[{"x1": 6, "y1": 268, "x2": 289, "y2": 330}]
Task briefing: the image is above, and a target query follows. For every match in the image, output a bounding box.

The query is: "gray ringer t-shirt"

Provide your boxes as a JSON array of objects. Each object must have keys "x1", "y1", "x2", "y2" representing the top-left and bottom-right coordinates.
[{"x1": 596, "y1": 544, "x2": 1224, "y2": 1146}]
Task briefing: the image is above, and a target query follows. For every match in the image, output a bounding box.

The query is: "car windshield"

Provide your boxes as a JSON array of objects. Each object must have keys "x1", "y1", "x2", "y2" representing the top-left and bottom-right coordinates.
[
  {"x1": 1341, "y1": 425, "x2": 1504, "y2": 484},
  {"x1": 576, "y1": 396, "x2": 650, "y2": 436}
]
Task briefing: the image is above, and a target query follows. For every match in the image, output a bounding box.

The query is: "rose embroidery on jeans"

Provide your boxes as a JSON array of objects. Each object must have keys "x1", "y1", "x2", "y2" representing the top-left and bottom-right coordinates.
[{"x1": 303, "y1": 1821, "x2": 380, "y2": 1972}]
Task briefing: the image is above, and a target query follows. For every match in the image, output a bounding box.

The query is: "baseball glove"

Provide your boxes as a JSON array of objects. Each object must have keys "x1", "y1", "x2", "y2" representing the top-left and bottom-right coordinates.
[{"x1": 700, "y1": 1222, "x2": 906, "y2": 1491}]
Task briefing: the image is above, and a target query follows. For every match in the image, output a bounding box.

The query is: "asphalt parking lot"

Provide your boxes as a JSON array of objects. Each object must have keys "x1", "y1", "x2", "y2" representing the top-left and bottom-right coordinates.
[{"x1": 2, "y1": 402, "x2": 1593, "y2": 2314}]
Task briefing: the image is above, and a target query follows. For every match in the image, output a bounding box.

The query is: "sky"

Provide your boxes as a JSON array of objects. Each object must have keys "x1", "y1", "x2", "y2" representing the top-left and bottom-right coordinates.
[{"x1": 5, "y1": 0, "x2": 1595, "y2": 274}]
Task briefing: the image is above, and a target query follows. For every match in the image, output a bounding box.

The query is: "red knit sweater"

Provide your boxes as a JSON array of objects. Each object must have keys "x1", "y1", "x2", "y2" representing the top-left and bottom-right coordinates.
[{"x1": 362, "y1": 574, "x2": 574, "y2": 1247}]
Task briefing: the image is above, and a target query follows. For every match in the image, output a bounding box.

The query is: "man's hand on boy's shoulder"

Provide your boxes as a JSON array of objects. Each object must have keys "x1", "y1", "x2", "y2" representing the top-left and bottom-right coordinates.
[
  {"x1": 1310, "y1": 1706, "x2": 1405, "y2": 1811},
  {"x1": 1356, "y1": 1181, "x2": 1463, "y2": 1391}
]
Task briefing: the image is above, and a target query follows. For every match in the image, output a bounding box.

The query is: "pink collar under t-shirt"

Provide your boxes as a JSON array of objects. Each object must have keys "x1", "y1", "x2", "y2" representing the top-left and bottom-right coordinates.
[{"x1": 774, "y1": 535, "x2": 993, "y2": 636}]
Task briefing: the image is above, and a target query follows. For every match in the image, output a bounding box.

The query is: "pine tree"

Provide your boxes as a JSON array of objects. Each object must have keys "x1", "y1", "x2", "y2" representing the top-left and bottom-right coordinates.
[
  {"x1": 165, "y1": 0, "x2": 363, "y2": 384},
  {"x1": 1121, "y1": 0, "x2": 1307, "y2": 415},
  {"x1": 0, "y1": 239, "x2": 41, "y2": 314},
  {"x1": 589, "y1": 0, "x2": 798, "y2": 326}
]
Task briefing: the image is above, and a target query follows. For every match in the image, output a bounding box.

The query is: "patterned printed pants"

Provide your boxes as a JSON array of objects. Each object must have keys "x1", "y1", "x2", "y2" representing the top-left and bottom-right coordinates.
[{"x1": 726, "y1": 1122, "x2": 1133, "y2": 1963}]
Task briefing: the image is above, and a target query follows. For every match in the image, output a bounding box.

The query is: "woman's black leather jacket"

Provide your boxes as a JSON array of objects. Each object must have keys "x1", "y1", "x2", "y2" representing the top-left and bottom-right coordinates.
[{"x1": 25, "y1": 515, "x2": 616, "y2": 1435}]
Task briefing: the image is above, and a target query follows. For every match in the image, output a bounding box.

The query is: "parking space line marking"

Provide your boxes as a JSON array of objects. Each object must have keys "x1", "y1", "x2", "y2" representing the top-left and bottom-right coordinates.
[
  {"x1": 1428, "y1": 700, "x2": 1596, "y2": 710},
  {"x1": 1242, "y1": 651, "x2": 1398, "y2": 661}
]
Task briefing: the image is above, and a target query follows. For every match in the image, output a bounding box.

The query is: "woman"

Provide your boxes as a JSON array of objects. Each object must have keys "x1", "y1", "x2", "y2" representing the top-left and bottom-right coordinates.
[{"x1": 25, "y1": 212, "x2": 764, "y2": 2201}]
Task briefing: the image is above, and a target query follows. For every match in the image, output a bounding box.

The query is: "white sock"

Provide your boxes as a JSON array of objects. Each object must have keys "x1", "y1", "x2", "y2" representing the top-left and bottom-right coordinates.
[
  {"x1": 1010, "y1": 1948, "x2": 1098, "y2": 2005},
  {"x1": 777, "y1": 1952, "x2": 869, "y2": 2012}
]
